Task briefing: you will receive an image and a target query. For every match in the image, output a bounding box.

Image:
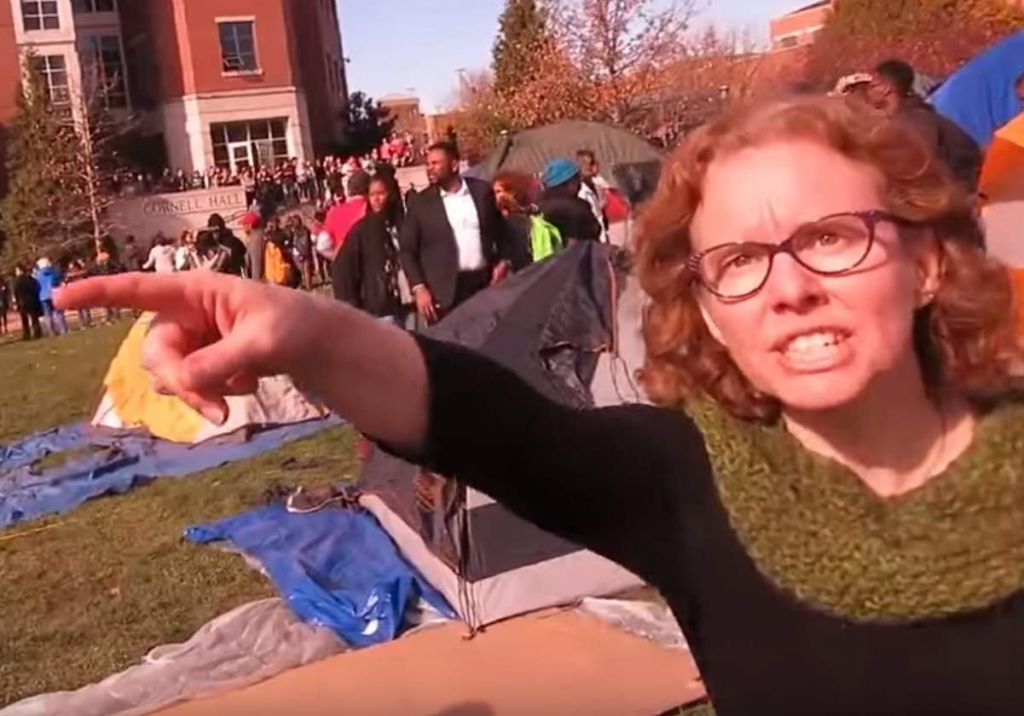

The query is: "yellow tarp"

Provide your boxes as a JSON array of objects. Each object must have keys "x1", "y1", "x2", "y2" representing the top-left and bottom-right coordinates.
[{"x1": 100, "y1": 314, "x2": 206, "y2": 443}]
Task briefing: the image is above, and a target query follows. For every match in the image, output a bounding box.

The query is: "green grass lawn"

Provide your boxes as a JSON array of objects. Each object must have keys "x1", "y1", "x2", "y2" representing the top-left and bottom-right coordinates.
[
  {"x1": 0, "y1": 323, "x2": 359, "y2": 707},
  {"x1": 0, "y1": 322, "x2": 132, "y2": 445}
]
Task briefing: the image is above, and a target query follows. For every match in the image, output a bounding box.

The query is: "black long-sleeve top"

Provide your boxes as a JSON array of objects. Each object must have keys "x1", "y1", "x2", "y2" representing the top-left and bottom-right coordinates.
[
  {"x1": 404, "y1": 336, "x2": 1024, "y2": 716},
  {"x1": 333, "y1": 214, "x2": 403, "y2": 319}
]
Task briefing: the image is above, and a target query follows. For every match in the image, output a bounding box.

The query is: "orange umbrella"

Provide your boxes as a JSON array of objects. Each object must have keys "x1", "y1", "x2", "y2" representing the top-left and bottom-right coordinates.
[{"x1": 979, "y1": 113, "x2": 1024, "y2": 336}]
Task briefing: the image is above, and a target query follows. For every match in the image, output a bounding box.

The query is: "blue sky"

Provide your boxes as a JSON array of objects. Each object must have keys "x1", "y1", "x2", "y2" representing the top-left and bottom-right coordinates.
[{"x1": 337, "y1": 0, "x2": 802, "y2": 112}]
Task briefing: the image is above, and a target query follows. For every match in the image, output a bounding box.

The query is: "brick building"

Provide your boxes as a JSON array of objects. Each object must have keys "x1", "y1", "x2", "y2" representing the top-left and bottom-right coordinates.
[
  {"x1": 769, "y1": 0, "x2": 834, "y2": 51},
  {"x1": 379, "y1": 92, "x2": 425, "y2": 138},
  {"x1": 0, "y1": 0, "x2": 348, "y2": 177}
]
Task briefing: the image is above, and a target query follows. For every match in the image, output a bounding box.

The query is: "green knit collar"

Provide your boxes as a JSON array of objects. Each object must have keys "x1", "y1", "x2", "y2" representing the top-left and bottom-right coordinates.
[{"x1": 689, "y1": 397, "x2": 1024, "y2": 623}]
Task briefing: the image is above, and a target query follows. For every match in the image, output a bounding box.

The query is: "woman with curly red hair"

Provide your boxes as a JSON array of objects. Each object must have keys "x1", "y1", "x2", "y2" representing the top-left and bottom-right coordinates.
[{"x1": 58, "y1": 96, "x2": 1023, "y2": 713}]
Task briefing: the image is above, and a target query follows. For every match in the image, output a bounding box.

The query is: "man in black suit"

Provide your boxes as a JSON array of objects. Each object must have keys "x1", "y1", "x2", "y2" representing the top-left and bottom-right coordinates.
[{"x1": 400, "y1": 142, "x2": 509, "y2": 324}]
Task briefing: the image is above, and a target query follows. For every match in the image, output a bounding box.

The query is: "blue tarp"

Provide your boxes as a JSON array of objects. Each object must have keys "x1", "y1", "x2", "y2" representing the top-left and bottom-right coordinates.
[
  {"x1": 185, "y1": 504, "x2": 455, "y2": 647},
  {"x1": 932, "y1": 32, "x2": 1024, "y2": 148},
  {"x1": 0, "y1": 418, "x2": 342, "y2": 528}
]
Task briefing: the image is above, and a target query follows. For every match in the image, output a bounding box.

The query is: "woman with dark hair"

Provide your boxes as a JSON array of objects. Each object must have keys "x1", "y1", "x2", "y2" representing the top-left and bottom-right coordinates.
[
  {"x1": 333, "y1": 175, "x2": 408, "y2": 323},
  {"x1": 58, "y1": 96, "x2": 1024, "y2": 713},
  {"x1": 371, "y1": 167, "x2": 405, "y2": 227}
]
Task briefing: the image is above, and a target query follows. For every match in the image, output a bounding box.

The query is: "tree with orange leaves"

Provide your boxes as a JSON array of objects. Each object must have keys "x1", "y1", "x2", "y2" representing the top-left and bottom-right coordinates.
[
  {"x1": 551, "y1": 0, "x2": 700, "y2": 128},
  {"x1": 805, "y1": 0, "x2": 1024, "y2": 88}
]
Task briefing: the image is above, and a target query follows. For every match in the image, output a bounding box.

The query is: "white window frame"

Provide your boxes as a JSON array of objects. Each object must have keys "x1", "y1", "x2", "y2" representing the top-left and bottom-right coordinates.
[
  {"x1": 21, "y1": 0, "x2": 60, "y2": 31},
  {"x1": 216, "y1": 17, "x2": 260, "y2": 75},
  {"x1": 81, "y1": 34, "x2": 129, "y2": 109},
  {"x1": 210, "y1": 119, "x2": 290, "y2": 170},
  {"x1": 30, "y1": 54, "x2": 70, "y2": 107}
]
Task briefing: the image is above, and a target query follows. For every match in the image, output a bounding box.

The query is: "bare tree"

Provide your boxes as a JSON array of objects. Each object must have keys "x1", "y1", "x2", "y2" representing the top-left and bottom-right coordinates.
[
  {"x1": 58, "y1": 61, "x2": 137, "y2": 248},
  {"x1": 551, "y1": 0, "x2": 701, "y2": 127},
  {"x1": 446, "y1": 69, "x2": 506, "y2": 161},
  {"x1": 614, "y1": 25, "x2": 767, "y2": 145}
]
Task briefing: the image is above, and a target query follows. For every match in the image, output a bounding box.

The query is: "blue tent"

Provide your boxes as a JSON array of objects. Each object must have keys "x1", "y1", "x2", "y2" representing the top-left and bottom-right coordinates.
[{"x1": 931, "y1": 32, "x2": 1024, "y2": 149}]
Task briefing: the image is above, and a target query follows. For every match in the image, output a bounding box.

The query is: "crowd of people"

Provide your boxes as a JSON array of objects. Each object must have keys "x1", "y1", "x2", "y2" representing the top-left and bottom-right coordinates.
[
  {"x1": 112, "y1": 131, "x2": 421, "y2": 202},
  {"x1": 2, "y1": 56, "x2": 1004, "y2": 348},
  {"x1": 0, "y1": 134, "x2": 614, "y2": 344},
  {"x1": 331, "y1": 141, "x2": 616, "y2": 326}
]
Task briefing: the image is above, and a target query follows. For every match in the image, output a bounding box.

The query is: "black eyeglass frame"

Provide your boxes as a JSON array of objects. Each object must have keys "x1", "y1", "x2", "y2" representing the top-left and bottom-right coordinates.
[{"x1": 686, "y1": 209, "x2": 914, "y2": 300}]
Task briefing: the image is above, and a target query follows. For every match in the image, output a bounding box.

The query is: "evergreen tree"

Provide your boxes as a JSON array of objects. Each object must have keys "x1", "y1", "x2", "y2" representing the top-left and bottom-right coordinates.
[
  {"x1": 2, "y1": 57, "x2": 134, "y2": 269},
  {"x1": 336, "y1": 91, "x2": 396, "y2": 158},
  {"x1": 492, "y1": 0, "x2": 549, "y2": 99},
  {"x1": 1, "y1": 61, "x2": 82, "y2": 270}
]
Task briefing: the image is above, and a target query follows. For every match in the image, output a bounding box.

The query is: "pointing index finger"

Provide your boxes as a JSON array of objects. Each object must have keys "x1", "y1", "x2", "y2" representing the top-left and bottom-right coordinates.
[{"x1": 54, "y1": 274, "x2": 192, "y2": 314}]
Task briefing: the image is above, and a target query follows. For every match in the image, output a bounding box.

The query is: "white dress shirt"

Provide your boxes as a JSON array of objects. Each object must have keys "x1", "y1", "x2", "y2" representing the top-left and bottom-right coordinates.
[
  {"x1": 440, "y1": 180, "x2": 485, "y2": 271},
  {"x1": 578, "y1": 180, "x2": 608, "y2": 243}
]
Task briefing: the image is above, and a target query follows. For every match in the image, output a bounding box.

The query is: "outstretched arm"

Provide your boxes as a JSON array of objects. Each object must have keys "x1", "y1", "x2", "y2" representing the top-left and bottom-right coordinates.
[
  {"x1": 54, "y1": 272, "x2": 703, "y2": 578},
  {"x1": 56, "y1": 272, "x2": 430, "y2": 452}
]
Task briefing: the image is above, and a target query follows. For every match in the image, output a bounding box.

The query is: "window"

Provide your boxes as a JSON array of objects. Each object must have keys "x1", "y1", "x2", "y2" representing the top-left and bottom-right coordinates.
[
  {"x1": 210, "y1": 118, "x2": 289, "y2": 170},
  {"x1": 30, "y1": 55, "x2": 70, "y2": 106},
  {"x1": 72, "y1": 0, "x2": 115, "y2": 12},
  {"x1": 22, "y1": 1, "x2": 59, "y2": 30},
  {"x1": 778, "y1": 35, "x2": 798, "y2": 49},
  {"x1": 82, "y1": 35, "x2": 128, "y2": 108},
  {"x1": 218, "y1": 21, "x2": 258, "y2": 73}
]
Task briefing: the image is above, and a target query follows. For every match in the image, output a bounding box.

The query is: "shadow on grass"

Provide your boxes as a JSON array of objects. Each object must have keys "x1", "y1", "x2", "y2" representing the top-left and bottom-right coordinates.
[{"x1": 0, "y1": 425, "x2": 360, "y2": 707}]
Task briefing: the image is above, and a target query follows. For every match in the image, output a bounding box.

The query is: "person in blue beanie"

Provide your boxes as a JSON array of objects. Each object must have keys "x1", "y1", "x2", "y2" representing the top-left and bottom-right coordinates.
[{"x1": 538, "y1": 158, "x2": 602, "y2": 244}]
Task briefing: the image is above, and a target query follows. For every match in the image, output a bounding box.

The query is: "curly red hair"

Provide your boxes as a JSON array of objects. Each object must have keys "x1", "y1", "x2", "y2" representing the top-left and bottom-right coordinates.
[
  {"x1": 493, "y1": 171, "x2": 535, "y2": 213},
  {"x1": 634, "y1": 95, "x2": 1020, "y2": 423}
]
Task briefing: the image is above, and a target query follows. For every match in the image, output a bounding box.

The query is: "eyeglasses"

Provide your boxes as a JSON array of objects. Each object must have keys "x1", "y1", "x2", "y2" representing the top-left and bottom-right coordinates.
[{"x1": 687, "y1": 210, "x2": 910, "y2": 300}]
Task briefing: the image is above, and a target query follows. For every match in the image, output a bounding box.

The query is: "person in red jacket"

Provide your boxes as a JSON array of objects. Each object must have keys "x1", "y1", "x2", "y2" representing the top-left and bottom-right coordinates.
[{"x1": 324, "y1": 172, "x2": 370, "y2": 257}]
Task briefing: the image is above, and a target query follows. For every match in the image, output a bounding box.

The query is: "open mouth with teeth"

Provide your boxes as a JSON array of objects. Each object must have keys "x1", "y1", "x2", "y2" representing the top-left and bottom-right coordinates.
[{"x1": 776, "y1": 330, "x2": 852, "y2": 370}]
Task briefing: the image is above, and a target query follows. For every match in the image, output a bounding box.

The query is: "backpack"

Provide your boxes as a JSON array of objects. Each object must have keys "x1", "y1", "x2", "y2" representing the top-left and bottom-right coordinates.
[{"x1": 529, "y1": 215, "x2": 563, "y2": 263}]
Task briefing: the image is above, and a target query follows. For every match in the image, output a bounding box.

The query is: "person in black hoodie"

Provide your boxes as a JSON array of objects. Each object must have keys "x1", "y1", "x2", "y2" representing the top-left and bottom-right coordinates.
[
  {"x1": 333, "y1": 175, "x2": 407, "y2": 323},
  {"x1": 537, "y1": 158, "x2": 603, "y2": 244},
  {"x1": 12, "y1": 265, "x2": 42, "y2": 341},
  {"x1": 206, "y1": 214, "x2": 248, "y2": 276}
]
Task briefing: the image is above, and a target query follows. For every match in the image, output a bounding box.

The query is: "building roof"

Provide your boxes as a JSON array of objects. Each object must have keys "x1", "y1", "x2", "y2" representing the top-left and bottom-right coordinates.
[
  {"x1": 378, "y1": 92, "x2": 420, "y2": 105},
  {"x1": 782, "y1": 0, "x2": 832, "y2": 17}
]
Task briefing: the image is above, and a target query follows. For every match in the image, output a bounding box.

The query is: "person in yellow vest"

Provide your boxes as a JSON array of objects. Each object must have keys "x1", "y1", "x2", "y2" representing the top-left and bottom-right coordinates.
[{"x1": 264, "y1": 217, "x2": 299, "y2": 288}]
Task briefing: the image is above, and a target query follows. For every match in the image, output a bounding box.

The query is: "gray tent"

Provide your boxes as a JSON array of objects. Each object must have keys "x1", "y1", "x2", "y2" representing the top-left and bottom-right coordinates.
[
  {"x1": 473, "y1": 120, "x2": 662, "y2": 186},
  {"x1": 358, "y1": 243, "x2": 650, "y2": 629}
]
